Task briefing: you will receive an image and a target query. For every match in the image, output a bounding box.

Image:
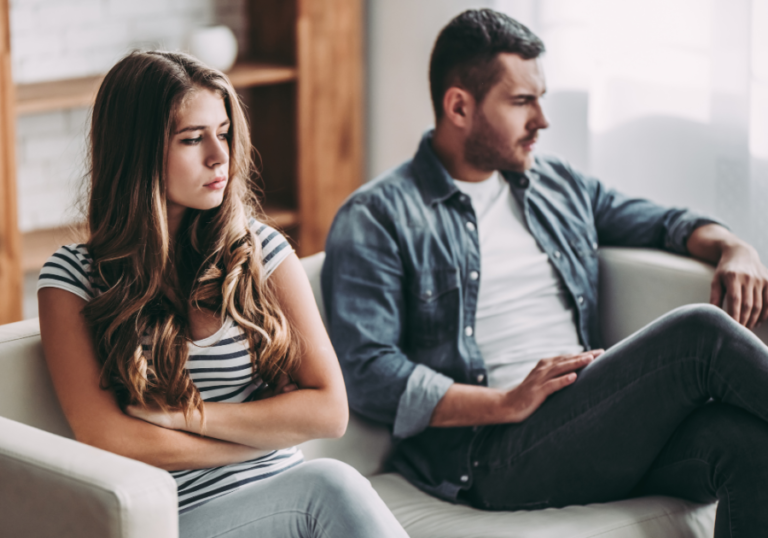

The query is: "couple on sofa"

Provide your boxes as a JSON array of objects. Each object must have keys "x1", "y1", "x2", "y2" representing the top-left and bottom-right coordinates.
[{"x1": 38, "y1": 8, "x2": 768, "y2": 538}]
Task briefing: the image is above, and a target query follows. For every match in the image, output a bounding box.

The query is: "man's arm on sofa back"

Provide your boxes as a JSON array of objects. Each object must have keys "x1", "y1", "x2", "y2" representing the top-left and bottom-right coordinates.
[{"x1": 598, "y1": 247, "x2": 768, "y2": 347}]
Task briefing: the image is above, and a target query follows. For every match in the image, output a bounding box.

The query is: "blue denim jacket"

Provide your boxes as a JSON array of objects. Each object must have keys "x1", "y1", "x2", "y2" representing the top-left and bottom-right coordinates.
[{"x1": 322, "y1": 130, "x2": 719, "y2": 501}]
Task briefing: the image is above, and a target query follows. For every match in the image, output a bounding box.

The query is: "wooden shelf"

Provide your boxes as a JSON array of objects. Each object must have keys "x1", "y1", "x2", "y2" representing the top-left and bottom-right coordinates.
[
  {"x1": 15, "y1": 61, "x2": 297, "y2": 115},
  {"x1": 263, "y1": 206, "x2": 300, "y2": 230},
  {"x1": 21, "y1": 224, "x2": 87, "y2": 272},
  {"x1": 21, "y1": 206, "x2": 298, "y2": 272},
  {"x1": 226, "y1": 62, "x2": 297, "y2": 88}
]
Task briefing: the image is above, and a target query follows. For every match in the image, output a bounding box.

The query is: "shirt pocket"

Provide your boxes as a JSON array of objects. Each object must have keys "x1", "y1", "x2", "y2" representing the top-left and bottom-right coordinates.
[
  {"x1": 406, "y1": 268, "x2": 460, "y2": 349},
  {"x1": 565, "y1": 228, "x2": 599, "y2": 286}
]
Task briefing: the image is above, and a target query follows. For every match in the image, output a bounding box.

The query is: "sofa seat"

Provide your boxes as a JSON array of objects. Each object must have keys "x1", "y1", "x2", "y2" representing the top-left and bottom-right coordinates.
[{"x1": 370, "y1": 473, "x2": 716, "y2": 538}]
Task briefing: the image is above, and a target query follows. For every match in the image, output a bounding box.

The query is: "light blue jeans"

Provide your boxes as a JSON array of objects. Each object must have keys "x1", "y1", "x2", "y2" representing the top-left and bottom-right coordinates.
[{"x1": 179, "y1": 459, "x2": 409, "y2": 538}]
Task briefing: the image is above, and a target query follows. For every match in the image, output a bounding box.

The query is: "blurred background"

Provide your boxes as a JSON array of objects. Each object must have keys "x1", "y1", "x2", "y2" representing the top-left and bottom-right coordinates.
[{"x1": 1, "y1": 0, "x2": 766, "y2": 321}]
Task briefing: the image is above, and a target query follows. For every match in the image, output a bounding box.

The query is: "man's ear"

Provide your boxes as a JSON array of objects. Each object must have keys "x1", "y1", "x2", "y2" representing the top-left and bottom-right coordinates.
[{"x1": 442, "y1": 87, "x2": 474, "y2": 129}]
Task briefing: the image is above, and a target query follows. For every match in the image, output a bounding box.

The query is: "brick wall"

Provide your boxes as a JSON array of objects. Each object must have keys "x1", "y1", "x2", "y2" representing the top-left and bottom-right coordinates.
[{"x1": 11, "y1": 0, "x2": 245, "y2": 232}]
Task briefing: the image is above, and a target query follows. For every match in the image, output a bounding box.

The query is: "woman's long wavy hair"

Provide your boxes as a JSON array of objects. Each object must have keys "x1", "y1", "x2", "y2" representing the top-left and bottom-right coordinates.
[{"x1": 82, "y1": 51, "x2": 299, "y2": 418}]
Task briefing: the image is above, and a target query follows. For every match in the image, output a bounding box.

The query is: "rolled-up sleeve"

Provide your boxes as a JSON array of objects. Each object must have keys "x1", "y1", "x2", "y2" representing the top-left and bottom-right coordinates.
[
  {"x1": 322, "y1": 196, "x2": 453, "y2": 439},
  {"x1": 393, "y1": 363, "x2": 454, "y2": 438}
]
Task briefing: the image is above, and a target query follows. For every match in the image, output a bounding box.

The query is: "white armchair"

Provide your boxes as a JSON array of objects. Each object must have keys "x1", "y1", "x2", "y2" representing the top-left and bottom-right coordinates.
[{"x1": 2, "y1": 248, "x2": 765, "y2": 537}]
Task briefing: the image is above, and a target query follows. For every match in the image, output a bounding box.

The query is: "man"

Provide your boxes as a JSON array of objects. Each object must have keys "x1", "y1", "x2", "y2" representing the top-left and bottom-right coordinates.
[{"x1": 322, "y1": 8, "x2": 768, "y2": 534}]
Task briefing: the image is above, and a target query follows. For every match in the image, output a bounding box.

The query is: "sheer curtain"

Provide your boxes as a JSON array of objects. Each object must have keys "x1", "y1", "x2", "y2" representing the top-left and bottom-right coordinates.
[{"x1": 499, "y1": 0, "x2": 768, "y2": 258}]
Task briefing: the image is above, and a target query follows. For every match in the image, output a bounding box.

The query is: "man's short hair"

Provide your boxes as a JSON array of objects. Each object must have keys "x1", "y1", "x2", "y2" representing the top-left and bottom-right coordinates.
[{"x1": 429, "y1": 9, "x2": 545, "y2": 119}]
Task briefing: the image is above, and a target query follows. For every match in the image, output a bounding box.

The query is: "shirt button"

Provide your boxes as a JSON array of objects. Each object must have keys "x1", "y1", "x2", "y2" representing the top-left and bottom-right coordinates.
[
  {"x1": 469, "y1": 271, "x2": 479, "y2": 281},
  {"x1": 425, "y1": 290, "x2": 432, "y2": 297},
  {"x1": 517, "y1": 176, "x2": 530, "y2": 188},
  {"x1": 465, "y1": 326, "x2": 473, "y2": 337},
  {"x1": 466, "y1": 221, "x2": 476, "y2": 232},
  {"x1": 460, "y1": 475, "x2": 469, "y2": 483},
  {"x1": 473, "y1": 461, "x2": 479, "y2": 467},
  {"x1": 592, "y1": 242, "x2": 598, "y2": 250},
  {"x1": 476, "y1": 374, "x2": 485, "y2": 383},
  {"x1": 578, "y1": 295, "x2": 585, "y2": 305},
  {"x1": 553, "y1": 251, "x2": 561, "y2": 259}
]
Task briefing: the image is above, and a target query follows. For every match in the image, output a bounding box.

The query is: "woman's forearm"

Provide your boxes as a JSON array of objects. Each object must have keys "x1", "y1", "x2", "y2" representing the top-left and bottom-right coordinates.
[
  {"x1": 83, "y1": 414, "x2": 273, "y2": 471},
  {"x1": 165, "y1": 387, "x2": 348, "y2": 450}
]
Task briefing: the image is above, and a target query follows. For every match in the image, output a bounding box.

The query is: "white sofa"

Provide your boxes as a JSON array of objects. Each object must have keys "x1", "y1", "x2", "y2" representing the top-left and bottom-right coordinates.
[{"x1": 3, "y1": 247, "x2": 767, "y2": 537}]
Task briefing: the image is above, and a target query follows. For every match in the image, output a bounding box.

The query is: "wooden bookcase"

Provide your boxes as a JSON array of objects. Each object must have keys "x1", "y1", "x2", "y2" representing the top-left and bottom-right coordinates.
[{"x1": 0, "y1": 0, "x2": 363, "y2": 323}]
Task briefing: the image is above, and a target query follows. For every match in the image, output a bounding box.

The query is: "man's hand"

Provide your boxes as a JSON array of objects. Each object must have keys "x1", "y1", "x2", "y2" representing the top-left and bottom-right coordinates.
[
  {"x1": 502, "y1": 350, "x2": 603, "y2": 423},
  {"x1": 710, "y1": 243, "x2": 768, "y2": 328},
  {"x1": 687, "y1": 224, "x2": 768, "y2": 329},
  {"x1": 430, "y1": 349, "x2": 603, "y2": 427}
]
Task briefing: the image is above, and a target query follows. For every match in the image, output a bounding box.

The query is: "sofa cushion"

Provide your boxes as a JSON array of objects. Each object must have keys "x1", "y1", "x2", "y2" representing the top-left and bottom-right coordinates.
[{"x1": 370, "y1": 473, "x2": 716, "y2": 538}]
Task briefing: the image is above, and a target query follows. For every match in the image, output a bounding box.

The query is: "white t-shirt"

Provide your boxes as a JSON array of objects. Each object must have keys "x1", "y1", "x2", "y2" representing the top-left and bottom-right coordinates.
[{"x1": 454, "y1": 172, "x2": 583, "y2": 390}]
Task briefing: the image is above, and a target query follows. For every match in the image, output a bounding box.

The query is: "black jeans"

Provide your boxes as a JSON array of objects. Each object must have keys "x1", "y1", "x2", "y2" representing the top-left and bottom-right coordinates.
[{"x1": 463, "y1": 304, "x2": 768, "y2": 538}]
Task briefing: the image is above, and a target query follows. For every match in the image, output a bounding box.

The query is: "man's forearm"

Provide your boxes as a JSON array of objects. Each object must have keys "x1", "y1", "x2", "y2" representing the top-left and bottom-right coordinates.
[
  {"x1": 686, "y1": 223, "x2": 768, "y2": 328},
  {"x1": 429, "y1": 383, "x2": 509, "y2": 427},
  {"x1": 687, "y1": 223, "x2": 749, "y2": 263},
  {"x1": 429, "y1": 351, "x2": 599, "y2": 428}
]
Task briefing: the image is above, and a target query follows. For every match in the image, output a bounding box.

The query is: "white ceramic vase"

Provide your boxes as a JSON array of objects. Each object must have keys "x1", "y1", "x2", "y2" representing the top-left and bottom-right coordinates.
[{"x1": 187, "y1": 25, "x2": 238, "y2": 72}]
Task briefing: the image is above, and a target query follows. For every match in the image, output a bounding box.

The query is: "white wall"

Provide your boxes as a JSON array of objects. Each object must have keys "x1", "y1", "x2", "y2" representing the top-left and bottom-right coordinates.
[
  {"x1": 10, "y1": 0, "x2": 245, "y2": 232},
  {"x1": 365, "y1": 0, "x2": 494, "y2": 180},
  {"x1": 365, "y1": 0, "x2": 768, "y2": 260}
]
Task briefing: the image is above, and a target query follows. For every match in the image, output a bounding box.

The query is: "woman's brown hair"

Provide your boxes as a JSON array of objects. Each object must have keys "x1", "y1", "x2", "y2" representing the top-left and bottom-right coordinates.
[{"x1": 82, "y1": 51, "x2": 299, "y2": 418}]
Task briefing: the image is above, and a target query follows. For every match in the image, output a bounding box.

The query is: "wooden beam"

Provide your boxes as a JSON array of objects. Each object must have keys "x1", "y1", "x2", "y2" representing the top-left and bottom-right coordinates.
[
  {"x1": 0, "y1": 0, "x2": 22, "y2": 323},
  {"x1": 297, "y1": 0, "x2": 363, "y2": 255}
]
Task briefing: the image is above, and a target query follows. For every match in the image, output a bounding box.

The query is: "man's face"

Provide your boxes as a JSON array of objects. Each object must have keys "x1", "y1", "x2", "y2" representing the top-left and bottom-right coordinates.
[{"x1": 464, "y1": 53, "x2": 549, "y2": 173}]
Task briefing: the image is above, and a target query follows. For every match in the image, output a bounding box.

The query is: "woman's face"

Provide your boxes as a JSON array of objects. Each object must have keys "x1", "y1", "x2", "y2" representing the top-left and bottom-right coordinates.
[{"x1": 166, "y1": 88, "x2": 231, "y2": 223}]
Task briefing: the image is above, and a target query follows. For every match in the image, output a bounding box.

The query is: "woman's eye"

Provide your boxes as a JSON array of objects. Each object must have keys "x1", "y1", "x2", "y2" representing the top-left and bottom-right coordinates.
[
  {"x1": 218, "y1": 132, "x2": 230, "y2": 141},
  {"x1": 182, "y1": 136, "x2": 203, "y2": 145}
]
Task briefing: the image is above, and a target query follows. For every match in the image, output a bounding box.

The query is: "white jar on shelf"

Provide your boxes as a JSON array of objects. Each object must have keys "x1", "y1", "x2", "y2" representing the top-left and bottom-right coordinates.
[{"x1": 186, "y1": 25, "x2": 238, "y2": 72}]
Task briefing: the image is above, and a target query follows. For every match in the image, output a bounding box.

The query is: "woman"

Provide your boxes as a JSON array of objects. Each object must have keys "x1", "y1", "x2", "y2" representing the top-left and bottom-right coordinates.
[{"x1": 37, "y1": 51, "x2": 408, "y2": 538}]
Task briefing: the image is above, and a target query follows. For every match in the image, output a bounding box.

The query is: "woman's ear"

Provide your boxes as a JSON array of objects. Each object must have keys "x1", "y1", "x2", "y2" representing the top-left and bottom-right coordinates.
[{"x1": 442, "y1": 87, "x2": 475, "y2": 130}]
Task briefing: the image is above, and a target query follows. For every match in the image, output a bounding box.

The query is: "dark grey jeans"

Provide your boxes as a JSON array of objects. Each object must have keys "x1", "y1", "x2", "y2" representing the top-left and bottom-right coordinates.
[{"x1": 463, "y1": 304, "x2": 768, "y2": 538}]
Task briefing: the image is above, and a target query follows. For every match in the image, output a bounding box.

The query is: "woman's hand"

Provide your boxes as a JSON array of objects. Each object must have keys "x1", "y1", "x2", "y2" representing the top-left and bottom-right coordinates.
[
  {"x1": 254, "y1": 373, "x2": 299, "y2": 401},
  {"x1": 126, "y1": 374, "x2": 300, "y2": 433},
  {"x1": 126, "y1": 404, "x2": 198, "y2": 431}
]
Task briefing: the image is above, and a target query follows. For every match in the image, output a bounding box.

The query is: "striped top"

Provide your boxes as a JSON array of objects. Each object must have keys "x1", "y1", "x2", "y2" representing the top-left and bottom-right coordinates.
[{"x1": 37, "y1": 220, "x2": 304, "y2": 513}]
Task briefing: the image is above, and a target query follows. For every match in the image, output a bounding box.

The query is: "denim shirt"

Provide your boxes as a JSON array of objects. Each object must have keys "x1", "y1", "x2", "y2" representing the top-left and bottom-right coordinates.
[{"x1": 322, "y1": 130, "x2": 719, "y2": 502}]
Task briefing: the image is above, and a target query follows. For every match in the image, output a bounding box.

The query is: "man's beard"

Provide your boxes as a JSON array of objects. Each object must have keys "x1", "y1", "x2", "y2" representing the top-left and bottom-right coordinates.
[{"x1": 464, "y1": 110, "x2": 529, "y2": 173}]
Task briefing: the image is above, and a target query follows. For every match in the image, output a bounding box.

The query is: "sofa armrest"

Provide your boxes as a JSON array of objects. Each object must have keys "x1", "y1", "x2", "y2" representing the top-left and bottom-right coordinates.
[
  {"x1": 0, "y1": 416, "x2": 178, "y2": 538},
  {"x1": 598, "y1": 247, "x2": 768, "y2": 347}
]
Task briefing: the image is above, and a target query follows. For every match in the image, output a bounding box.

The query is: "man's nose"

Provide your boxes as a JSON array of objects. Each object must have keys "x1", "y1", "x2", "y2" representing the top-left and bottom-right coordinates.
[{"x1": 533, "y1": 103, "x2": 549, "y2": 130}]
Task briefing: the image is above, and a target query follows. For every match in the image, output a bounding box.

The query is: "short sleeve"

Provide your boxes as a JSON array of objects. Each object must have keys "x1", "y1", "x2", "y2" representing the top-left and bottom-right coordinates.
[
  {"x1": 37, "y1": 244, "x2": 97, "y2": 302},
  {"x1": 250, "y1": 218, "x2": 294, "y2": 277}
]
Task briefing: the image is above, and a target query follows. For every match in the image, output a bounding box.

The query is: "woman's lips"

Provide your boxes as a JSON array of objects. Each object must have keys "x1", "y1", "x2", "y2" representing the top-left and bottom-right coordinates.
[{"x1": 204, "y1": 177, "x2": 227, "y2": 190}]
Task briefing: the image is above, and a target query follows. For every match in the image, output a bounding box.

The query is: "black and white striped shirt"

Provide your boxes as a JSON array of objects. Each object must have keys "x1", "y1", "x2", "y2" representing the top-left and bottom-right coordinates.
[{"x1": 37, "y1": 220, "x2": 304, "y2": 513}]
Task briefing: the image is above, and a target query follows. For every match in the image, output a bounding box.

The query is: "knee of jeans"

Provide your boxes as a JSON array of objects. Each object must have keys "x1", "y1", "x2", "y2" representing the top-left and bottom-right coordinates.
[
  {"x1": 672, "y1": 303, "x2": 733, "y2": 332},
  {"x1": 298, "y1": 459, "x2": 373, "y2": 499}
]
